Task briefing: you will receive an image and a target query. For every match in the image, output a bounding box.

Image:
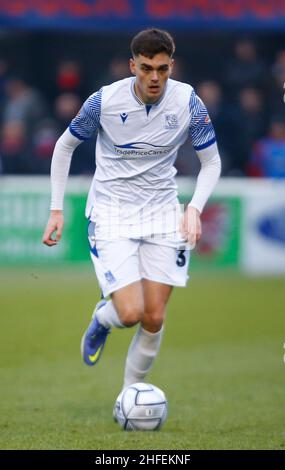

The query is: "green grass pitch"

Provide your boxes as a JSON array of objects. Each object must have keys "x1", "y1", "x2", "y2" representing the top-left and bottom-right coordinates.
[{"x1": 0, "y1": 267, "x2": 285, "y2": 450}]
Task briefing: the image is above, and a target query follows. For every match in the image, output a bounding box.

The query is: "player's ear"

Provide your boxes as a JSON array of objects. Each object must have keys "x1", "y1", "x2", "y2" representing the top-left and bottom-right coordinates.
[
  {"x1": 129, "y1": 58, "x2": 136, "y2": 76},
  {"x1": 169, "y1": 58, "x2": 174, "y2": 76}
]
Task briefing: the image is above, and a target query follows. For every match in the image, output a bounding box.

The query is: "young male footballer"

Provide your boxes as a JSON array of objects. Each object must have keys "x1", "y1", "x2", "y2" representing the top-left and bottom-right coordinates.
[{"x1": 43, "y1": 29, "x2": 221, "y2": 415}]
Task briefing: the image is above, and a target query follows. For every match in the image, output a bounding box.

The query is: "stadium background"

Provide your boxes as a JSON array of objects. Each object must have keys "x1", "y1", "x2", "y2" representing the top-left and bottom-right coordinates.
[{"x1": 0, "y1": 0, "x2": 285, "y2": 450}]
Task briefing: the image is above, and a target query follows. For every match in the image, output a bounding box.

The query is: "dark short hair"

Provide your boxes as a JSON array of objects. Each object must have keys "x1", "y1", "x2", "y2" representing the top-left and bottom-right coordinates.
[{"x1": 131, "y1": 28, "x2": 175, "y2": 59}]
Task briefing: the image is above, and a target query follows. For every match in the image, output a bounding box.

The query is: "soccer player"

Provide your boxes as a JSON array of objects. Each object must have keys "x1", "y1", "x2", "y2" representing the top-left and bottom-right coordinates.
[{"x1": 42, "y1": 29, "x2": 221, "y2": 414}]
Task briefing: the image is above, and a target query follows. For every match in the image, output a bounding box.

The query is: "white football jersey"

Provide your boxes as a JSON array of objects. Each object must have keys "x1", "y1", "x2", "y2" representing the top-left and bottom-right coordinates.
[{"x1": 69, "y1": 77, "x2": 216, "y2": 239}]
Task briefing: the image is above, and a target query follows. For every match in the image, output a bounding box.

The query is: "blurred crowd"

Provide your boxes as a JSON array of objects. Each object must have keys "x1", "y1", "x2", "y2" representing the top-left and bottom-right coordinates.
[{"x1": 1, "y1": 37, "x2": 285, "y2": 178}]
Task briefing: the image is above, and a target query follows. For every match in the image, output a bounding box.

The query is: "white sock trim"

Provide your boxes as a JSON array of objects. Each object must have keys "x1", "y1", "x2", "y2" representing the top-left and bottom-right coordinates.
[
  {"x1": 140, "y1": 326, "x2": 164, "y2": 337},
  {"x1": 96, "y1": 300, "x2": 124, "y2": 329}
]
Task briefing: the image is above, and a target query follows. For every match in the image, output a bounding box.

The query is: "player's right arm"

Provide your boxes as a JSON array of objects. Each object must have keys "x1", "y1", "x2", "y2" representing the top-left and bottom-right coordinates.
[
  {"x1": 42, "y1": 129, "x2": 82, "y2": 246},
  {"x1": 42, "y1": 89, "x2": 102, "y2": 247}
]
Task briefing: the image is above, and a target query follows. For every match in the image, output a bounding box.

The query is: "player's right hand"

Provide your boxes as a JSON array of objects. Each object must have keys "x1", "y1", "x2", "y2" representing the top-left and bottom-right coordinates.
[{"x1": 42, "y1": 210, "x2": 64, "y2": 247}]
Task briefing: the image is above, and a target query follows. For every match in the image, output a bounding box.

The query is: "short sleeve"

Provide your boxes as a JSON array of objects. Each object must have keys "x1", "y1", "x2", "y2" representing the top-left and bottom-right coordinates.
[
  {"x1": 69, "y1": 88, "x2": 102, "y2": 141},
  {"x1": 189, "y1": 90, "x2": 216, "y2": 151}
]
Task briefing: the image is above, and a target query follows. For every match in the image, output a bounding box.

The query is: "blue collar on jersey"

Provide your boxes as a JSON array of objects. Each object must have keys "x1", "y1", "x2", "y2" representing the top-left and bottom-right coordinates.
[{"x1": 130, "y1": 78, "x2": 168, "y2": 108}]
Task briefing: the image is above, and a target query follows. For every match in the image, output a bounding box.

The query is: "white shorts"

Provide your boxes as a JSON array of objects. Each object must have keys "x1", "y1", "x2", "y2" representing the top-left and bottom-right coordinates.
[{"x1": 88, "y1": 221, "x2": 190, "y2": 298}]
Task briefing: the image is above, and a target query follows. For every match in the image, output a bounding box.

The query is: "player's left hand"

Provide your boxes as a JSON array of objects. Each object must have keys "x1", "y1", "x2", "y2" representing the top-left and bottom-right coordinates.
[{"x1": 180, "y1": 205, "x2": 202, "y2": 247}]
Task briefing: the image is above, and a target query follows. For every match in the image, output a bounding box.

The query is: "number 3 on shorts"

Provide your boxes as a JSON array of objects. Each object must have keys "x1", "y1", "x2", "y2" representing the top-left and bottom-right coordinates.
[{"x1": 176, "y1": 249, "x2": 186, "y2": 267}]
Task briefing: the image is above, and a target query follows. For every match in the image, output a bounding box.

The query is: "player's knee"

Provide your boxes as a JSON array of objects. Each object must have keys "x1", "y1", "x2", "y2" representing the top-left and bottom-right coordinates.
[
  {"x1": 142, "y1": 309, "x2": 165, "y2": 332},
  {"x1": 119, "y1": 305, "x2": 143, "y2": 328}
]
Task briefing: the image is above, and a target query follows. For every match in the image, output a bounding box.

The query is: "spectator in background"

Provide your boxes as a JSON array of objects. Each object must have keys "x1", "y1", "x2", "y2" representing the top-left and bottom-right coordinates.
[
  {"x1": 248, "y1": 116, "x2": 285, "y2": 178},
  {"x1": 0, "y1": 59, "x2": 9, "y2": 119},
  {"x1": 54, "y1": 92, "x2": 81, "y2": 133},
  {"x1": 32, "y1": 119, "x2": 59, "y2": 174},
  {"x1": 1, "y1": 120, "x2": 28, "y2": 173},
  {"x1": 1, "y1": 77, "x2": 48, "y2": 173},
  {"x1": 196, "y1": 80, "x2": 243, "y2": 175},
  {"x1": 99, "y1": 56, "x2": 130, "y2": 86},
  {"x1": 270, "y1": 50, "x2": 285, "y2": 115},
  {"x1": 237, "y1": 87, "x2": 268, "y2": 172},
  {"x1": 171, "y1": 57, "x2": 186, "y2": 81},
  {"x1": 225, "y1": 39, "x2": 267, "y2": 97},
  {"x1": 3, "y1": 77, "x2": 47, "y2": 134},
  {"x1": 55, "y1": 60, "x2": 85, "y2": 98},
  {"x1": 0, "y1": 59, "x2": 9, "y2": 171}
]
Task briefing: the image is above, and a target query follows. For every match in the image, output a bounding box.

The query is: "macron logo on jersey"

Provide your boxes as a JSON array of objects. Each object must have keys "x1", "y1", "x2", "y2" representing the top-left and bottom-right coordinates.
[{"x1": 120, "y1": 113, "x2": 128, "y2": 123}]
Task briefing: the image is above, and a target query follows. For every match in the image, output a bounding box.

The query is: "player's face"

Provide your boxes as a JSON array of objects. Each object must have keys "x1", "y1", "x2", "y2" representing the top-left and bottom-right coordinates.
[{"x1": 130, "y1": 53, "x2": 173, "y2": 104}]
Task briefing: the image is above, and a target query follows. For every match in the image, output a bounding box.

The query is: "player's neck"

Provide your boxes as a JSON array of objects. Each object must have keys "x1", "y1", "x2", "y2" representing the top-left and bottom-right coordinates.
[{"x1": 134, "y1": 82, "x2": 162, "y2": 105}]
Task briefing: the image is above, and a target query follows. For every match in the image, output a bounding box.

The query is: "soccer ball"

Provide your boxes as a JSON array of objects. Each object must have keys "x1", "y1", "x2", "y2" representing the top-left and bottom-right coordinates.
[{"x1": 114, "y1": 382, "x2": 168, "y2": 431}]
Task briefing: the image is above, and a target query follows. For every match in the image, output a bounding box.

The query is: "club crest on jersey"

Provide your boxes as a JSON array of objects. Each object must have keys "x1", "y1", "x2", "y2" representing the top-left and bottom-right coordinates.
[
  {"x1": 104, "y1": 270, "x2": 116, "y2": 284},
  {"x1": 165, "y1": 114, "x2": 179, "y2": 129},
  {"x1": 120, "y1": 113, "x2": 128, "y2": 123}
]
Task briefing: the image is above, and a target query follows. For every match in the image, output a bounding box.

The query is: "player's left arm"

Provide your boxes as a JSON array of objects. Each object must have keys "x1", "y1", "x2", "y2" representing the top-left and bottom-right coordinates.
[{"x1": 181, "y1": 90, "x2": 222, "y2": 245}]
